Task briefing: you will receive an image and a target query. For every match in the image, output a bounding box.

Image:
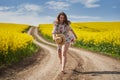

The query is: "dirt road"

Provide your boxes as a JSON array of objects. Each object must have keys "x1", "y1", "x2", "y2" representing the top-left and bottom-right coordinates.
[{"x1": 0, "y1": 27, "x2": 120, "y2": 80}]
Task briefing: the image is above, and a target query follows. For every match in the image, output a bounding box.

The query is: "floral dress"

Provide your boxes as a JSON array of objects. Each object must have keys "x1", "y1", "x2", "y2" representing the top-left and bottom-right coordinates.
[{"x1": 52, "y1": 22, "x2": 75, "y2": 44}]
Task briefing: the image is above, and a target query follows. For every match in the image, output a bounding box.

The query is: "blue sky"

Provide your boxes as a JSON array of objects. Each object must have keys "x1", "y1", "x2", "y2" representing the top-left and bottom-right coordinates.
[{"x1": 0, "y1": 0, "x2": 120, "y2": 26}]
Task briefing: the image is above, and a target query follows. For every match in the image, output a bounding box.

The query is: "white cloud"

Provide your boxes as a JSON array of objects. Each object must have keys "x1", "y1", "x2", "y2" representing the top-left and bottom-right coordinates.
[
  {"x1": 0, "y1": 4, "x2": 55, "y2": 26},
  {"x1": 0, "y1": 3, "x2": 43, "y2": 15},
  {"x1": 0, "y1": 6, "x2": 14, "y2": 11},
  {"x1": 67, "y1": 0, "x2": 100, "y2": 8},
  {"x1": 0, "y1": 2, "x2": 102, "y2": 26},
  {"x1": 16, "y1": 3, "x2": 43, "y2": 15},
  {"x1": 68, "y1": 15, "x2": 101, "y2": 19},
  {"x1": 45, "y1": 1, "x2": 70, "y2": 10},
  {"x1": 18, "y1": 3, "x2": 42, "y2": 12},
  {"x1": 0, "y1": 11, "x2": 55, "y2": 26},
  {"x1": 68, "y1": 15, "x2": 102, "y2": 22}
]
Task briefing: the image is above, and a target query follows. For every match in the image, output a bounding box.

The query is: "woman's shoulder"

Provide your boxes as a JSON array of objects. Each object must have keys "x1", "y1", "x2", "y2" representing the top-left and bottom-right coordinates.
[{"x1": 53, "y1": 20, "x2": 58, "y2": 26}]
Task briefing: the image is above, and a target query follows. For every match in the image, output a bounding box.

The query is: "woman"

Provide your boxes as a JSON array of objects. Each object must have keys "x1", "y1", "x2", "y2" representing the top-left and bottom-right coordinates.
[{"x1": 52, "y1": 12, "x2": 77, "y2": 73}]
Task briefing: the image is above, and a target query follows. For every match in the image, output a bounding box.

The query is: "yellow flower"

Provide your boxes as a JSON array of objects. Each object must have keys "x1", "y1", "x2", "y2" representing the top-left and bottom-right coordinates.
[
  {"x1": 38, "y1": 22, "x2": 120, "y2": 47},
  {"x1": 0, "y1": 23, "x2": 33, "y2": 53}
]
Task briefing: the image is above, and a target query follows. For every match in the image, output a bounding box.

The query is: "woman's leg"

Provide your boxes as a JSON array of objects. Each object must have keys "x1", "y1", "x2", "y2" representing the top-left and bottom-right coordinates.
[
  {"x1": 57, "y1": 45, "x2": 62, "y2": 64},
  {"x1": 61, "y1": 42, "x2": 70, "y2": 72}
]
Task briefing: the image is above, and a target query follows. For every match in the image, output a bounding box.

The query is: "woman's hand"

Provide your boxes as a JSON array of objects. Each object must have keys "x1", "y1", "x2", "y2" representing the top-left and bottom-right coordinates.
[
  {"x1": 53, "y1": 38, "x2": 56, "y2": 42},
  {"x1": 71, "y1": 38, "x2": 76, "y2": 43},
  {"x1": 52, "y1": 34, "x2": 56, "y2": 41}
]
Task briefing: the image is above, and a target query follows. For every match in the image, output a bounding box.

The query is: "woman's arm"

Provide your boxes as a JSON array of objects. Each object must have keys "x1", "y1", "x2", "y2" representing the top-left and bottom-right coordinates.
[
  {"x1": 70, "y1": 29, "x2": 77, "y2": 39},
  {"x1": 52, "y1": 34, "x2": 56, "y2": 40},
  {"x1": 67, "y1": 21, "x2": 77, "y2": 39},
  {"x1": 52, "y1": 20, "x2": 58, "y2": 40},
  {"x1": 68, "y1": 24, "x2": 77, "y2": 39}
]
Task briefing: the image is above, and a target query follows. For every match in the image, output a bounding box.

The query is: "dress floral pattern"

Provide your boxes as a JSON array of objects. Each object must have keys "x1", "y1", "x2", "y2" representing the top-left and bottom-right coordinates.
[{"x1": 52, "y1": 22, "x2": 75, "y2": 43}]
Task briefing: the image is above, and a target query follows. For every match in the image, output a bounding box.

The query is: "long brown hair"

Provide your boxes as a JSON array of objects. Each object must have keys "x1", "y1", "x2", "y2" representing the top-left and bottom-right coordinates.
[{"x1": 57, "y1": 12, "x2": 70, "y2": 25}]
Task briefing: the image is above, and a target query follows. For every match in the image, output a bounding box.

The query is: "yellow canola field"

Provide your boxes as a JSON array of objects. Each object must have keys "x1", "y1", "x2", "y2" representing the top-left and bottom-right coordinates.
[
  {"x1": 70, "y1": 22, "x2": 120, "y2": 46},
  {"x1": 39, "y1": 22, "x2": 120, "y2": 46},
  {"x1": 0, "y1": 23, "x2": 33, "y2": 53}
]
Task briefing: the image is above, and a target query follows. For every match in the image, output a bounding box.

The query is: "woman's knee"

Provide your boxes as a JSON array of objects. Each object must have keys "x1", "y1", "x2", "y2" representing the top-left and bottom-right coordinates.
[
  {"x1": 62, "y1": 51, "x2": 67, "y2": 56},
  {"x1": 57, "y1": 51, "x2": 61, "y2": 54},
  {"x1": 62, "y1": 54, "x2": 66, "y2": 57},
  {"x1": 62, "y1": 47, "x2": 69, "y2": 54},
  {"x1": 57, "y1": 49, "x2": 62, "y2": 54},
  {"x1": 57, "y1": 46, "x2": 62, "y2": 52}
]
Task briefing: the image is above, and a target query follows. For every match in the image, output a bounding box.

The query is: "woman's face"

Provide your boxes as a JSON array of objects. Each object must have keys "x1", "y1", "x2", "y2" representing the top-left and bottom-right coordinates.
[{"x1": 59, "y1": 15, "x2": 65, "y2": 23}]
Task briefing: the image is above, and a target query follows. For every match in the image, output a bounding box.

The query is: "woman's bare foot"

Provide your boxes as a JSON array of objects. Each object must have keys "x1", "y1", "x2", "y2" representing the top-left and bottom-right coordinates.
[
  {"x1": 61, "y1": 70, "x2": 67, "y2": 74},
  {"x1": 61, "y1": 68, "x2": 67, "y2": 74}
]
